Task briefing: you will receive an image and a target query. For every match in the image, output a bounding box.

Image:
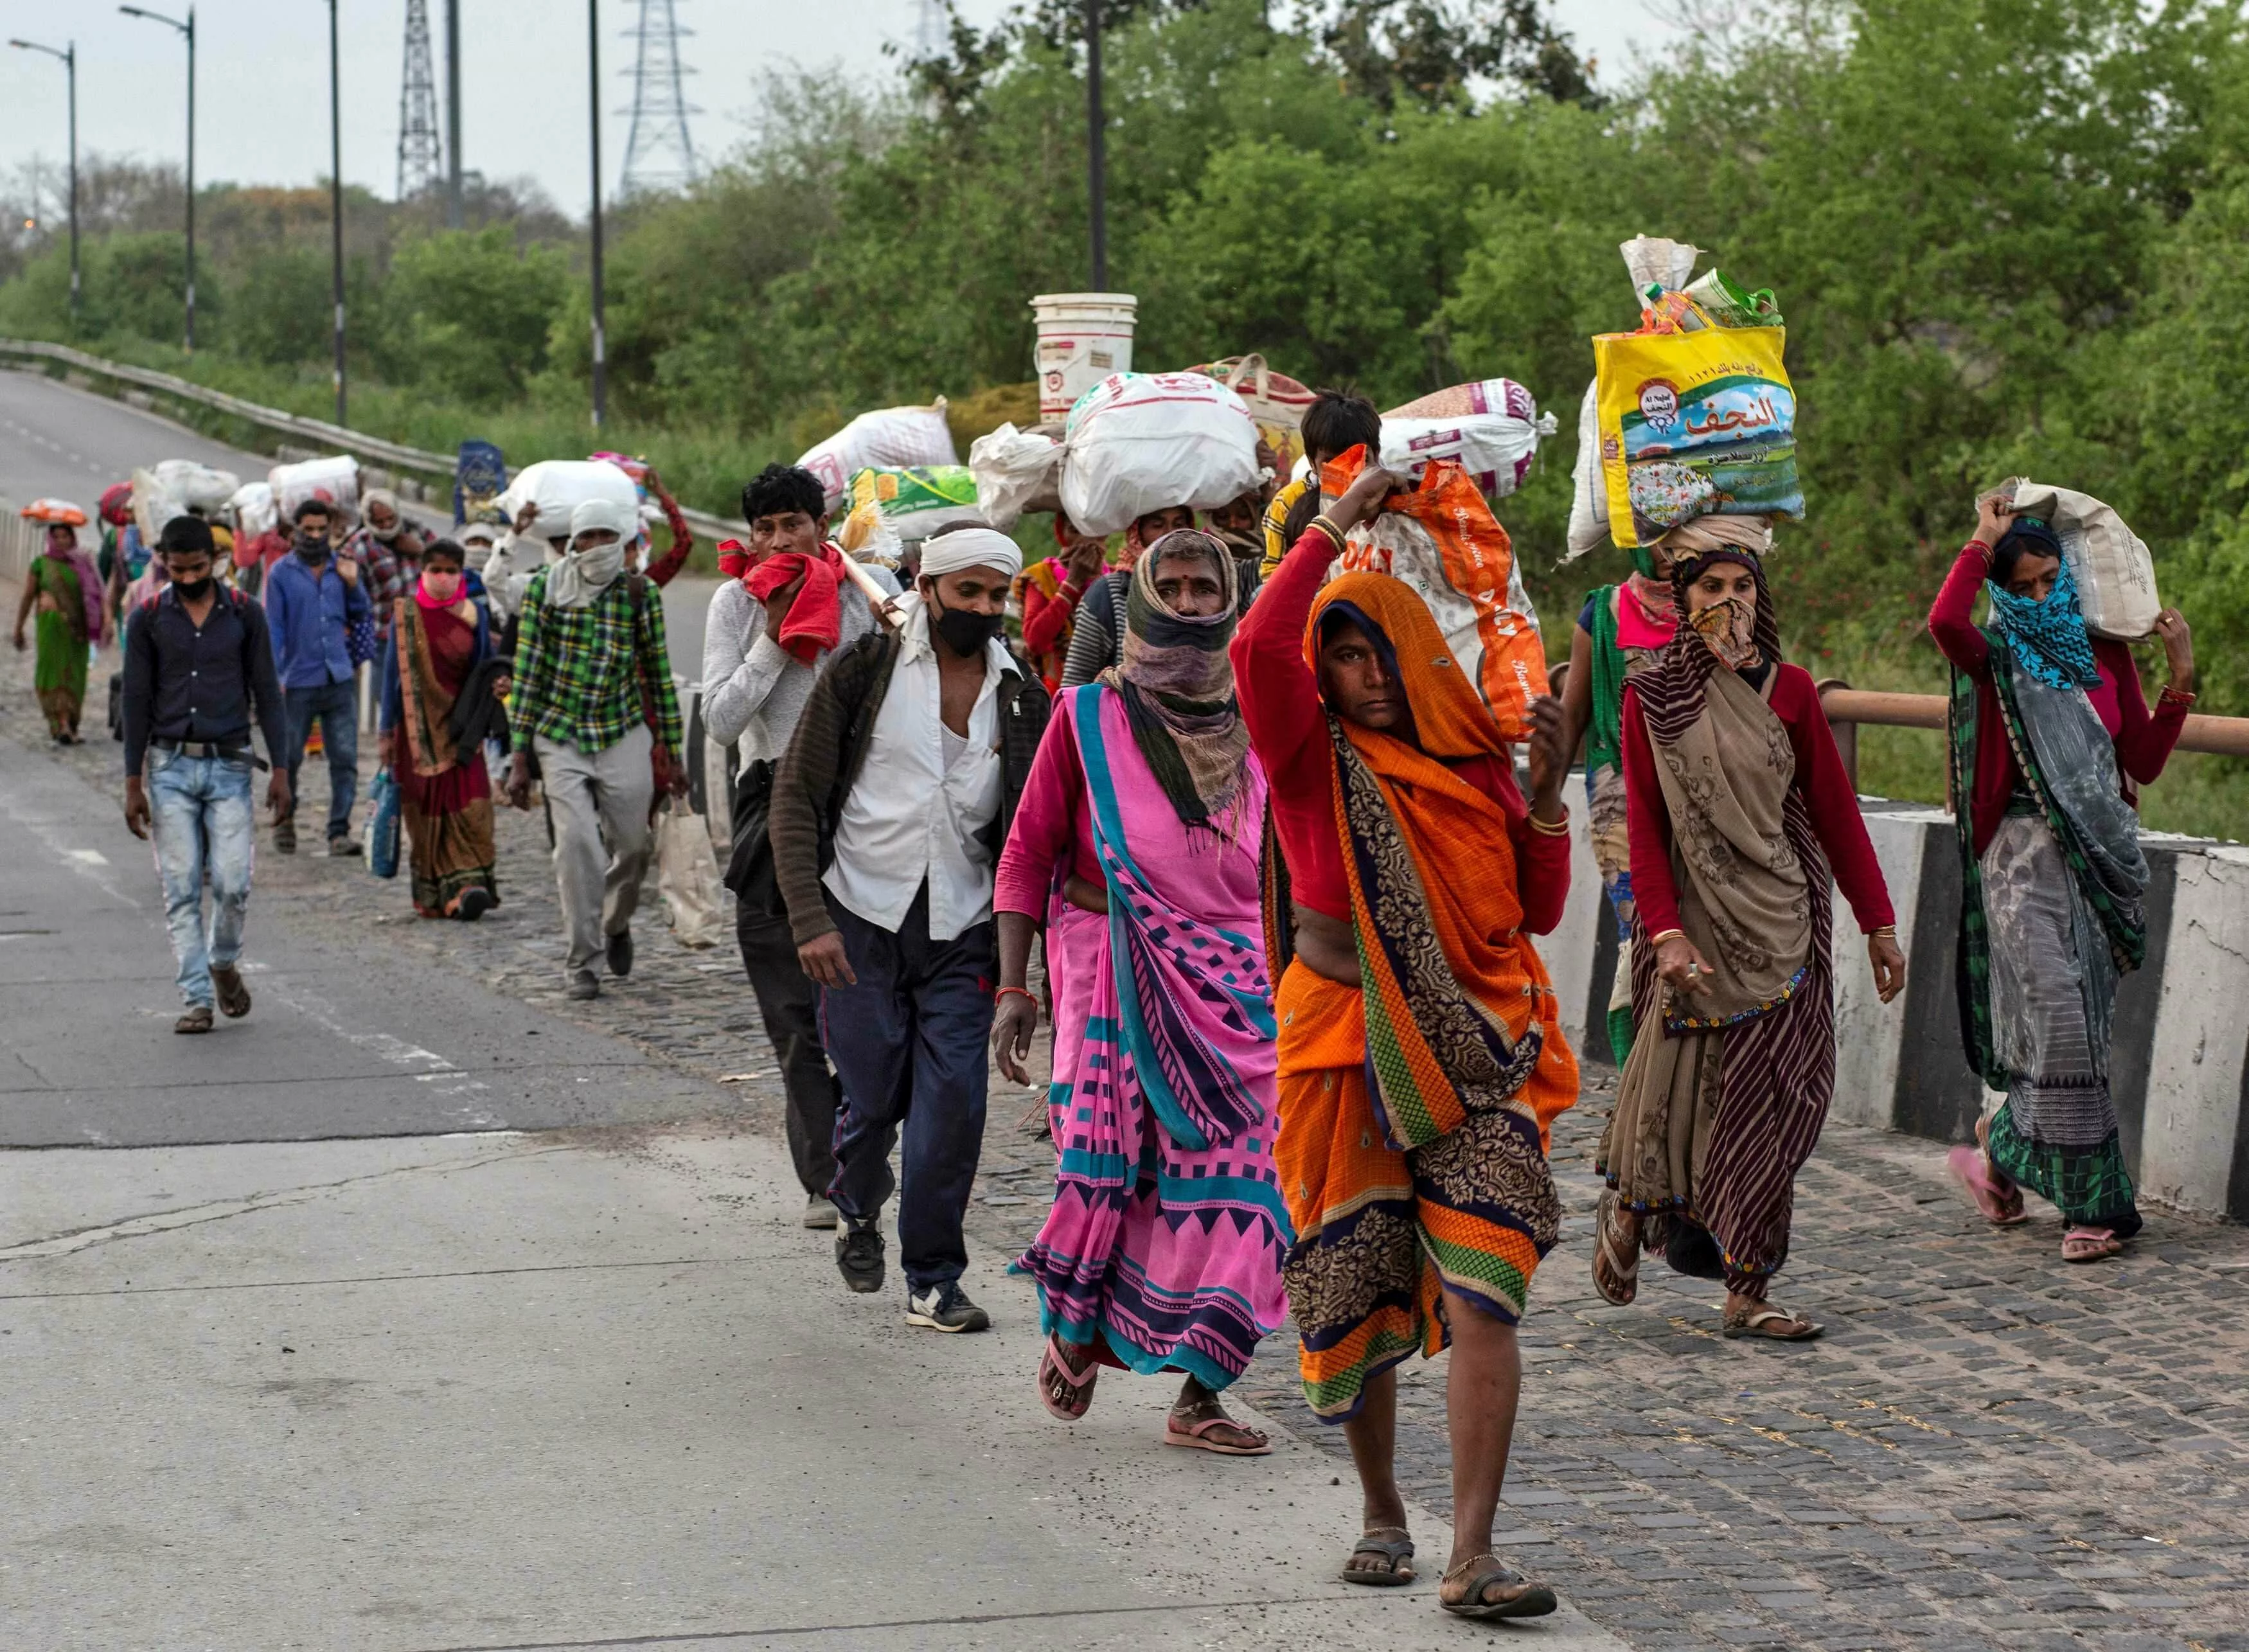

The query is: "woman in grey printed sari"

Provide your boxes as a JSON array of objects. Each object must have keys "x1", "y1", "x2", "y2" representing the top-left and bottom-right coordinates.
[{"x1": 1930, "y1": 493, "x2": 2196, "y2": 1262}]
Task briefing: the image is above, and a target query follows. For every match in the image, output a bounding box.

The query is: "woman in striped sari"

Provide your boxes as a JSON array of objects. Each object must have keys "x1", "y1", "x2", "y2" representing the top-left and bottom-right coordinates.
[
  {"x1": 1594, "y1": 527, "x2": 1905, "y2": 1336},
  {"x1": 993, "y1": 531, "x2": 1291, "y2": 1455}
]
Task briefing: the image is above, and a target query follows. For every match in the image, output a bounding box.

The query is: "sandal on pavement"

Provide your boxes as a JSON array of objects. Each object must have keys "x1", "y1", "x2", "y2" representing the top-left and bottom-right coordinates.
[
  {"x1": 1949, "y1": 1118, "x2": 2027, "y2": 1225},
  {"x1": 1340, "y1": 1526, "x2": 1415, "y2": 1586},
  {"x1": 1037, "y1": 1335, "x2": 1099, "y2": 1421},
  {"x1": 1164, "y1": 1410, "x2": 1271, "y2": 1457},
  {"x1": 1439, "y1": 1553, "x2": 1558, "y2": 1620},
  {"x1": 2062, "y1": 1226, "x2": 2122, "y2": 1263},
  {"x1": 173, "y1": 1005, "x2": 214, "y2": 1035},
  {"x1": 1593, "y1": 1189, "x2": 1640, "y2": 1305},
  {"x1": 1722, "y1": 1304, "x2": 1822, "y2": 1341}
]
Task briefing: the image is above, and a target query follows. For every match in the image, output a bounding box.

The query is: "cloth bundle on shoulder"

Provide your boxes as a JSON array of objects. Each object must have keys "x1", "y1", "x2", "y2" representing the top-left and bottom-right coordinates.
[
  {"x1": 1383, "y1": 377, "x2": 1556, "y2": 501},
  {"x1": 1323, "y1": 447, "x2": 1547, "y2": 738},
  {"x1": 2000, "y1": 479, "x2": 2160, "y2": 640},
  {"x1": 493, "y1": 459, "x2": 639, "y2": 538},
  {"x1": 269, "y1": 455, "x2": 361, "y2": 529}
]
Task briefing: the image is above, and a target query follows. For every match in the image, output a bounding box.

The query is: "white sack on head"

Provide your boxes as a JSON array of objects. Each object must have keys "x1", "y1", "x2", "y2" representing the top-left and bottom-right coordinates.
[{"x1": 1058, "y1": 371, "x2": 1260, "y2": 537}]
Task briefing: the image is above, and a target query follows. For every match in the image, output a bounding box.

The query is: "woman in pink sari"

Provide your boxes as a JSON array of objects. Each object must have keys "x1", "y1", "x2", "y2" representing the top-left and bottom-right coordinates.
[
  {"x1": 379, "y1": 540, "x2": 501, "y2": 921},
  {"x1": 992, "y1": 530, "x2": 1290, "y2": 1455}
]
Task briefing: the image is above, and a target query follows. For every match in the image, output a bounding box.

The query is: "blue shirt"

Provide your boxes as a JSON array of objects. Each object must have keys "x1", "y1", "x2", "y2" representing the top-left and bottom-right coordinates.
[{"x1": 263, "y1": 544, "x2": 370, "y2": 689}]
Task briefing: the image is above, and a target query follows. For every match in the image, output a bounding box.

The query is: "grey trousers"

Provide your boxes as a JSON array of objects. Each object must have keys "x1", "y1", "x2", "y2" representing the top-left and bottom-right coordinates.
[{"x1": 534, "y1": 725, "x2": 654, "y2": 977}]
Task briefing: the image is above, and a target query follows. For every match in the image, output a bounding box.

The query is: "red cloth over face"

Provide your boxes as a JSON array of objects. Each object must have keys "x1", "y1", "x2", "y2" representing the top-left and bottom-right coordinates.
[{"x1": 716, "y1": 537, "x2": 847, "y2": 664}]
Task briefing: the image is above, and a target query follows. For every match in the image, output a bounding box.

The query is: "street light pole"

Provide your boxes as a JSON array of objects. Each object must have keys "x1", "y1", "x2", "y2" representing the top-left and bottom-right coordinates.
[
  {"x1": 445, "y1": 0, "x2": 464, "y2": 229},
  {"x1": 587, "y1": 0, "x2": 607, "y2": 431},
  {"x1": 329, "y1": 0, "x2": 347, "y2": 425},
  {"x1": 1085, "y1": 0, "x2": 1105, "y2": 289},
  {"x1": 8, "y1": 39, "x2": 78, "y2": 328},
  {"x1": 119, "y1": 5, "x2": 196, "y2": 351}
]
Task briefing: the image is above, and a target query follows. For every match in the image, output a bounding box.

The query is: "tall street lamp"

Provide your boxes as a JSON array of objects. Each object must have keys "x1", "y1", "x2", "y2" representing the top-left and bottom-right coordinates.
[
  {"x1": 8, "y1": 39, "x2": 78, "y2": 328},
  {"x1": 587, "y1": 0, "x2": 607, "y2": 430},
  {"x1": 328, "y1": 0, "x2": 347, "y2": 425},
  {"x1": 445, "y1": 0, "x2": 464, "y2": 229},
  {"x1": 120, "y1": 6, "x2": 196, "y2": 352},
  {"x1": 1085, "y1": 0, "x2": 1105, "y2": 289}
]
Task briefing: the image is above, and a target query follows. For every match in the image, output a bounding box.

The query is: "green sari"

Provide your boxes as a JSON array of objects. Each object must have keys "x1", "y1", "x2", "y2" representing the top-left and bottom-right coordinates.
[{"x1": 28, "y1": 553, "x2": 91, "y2": 738}]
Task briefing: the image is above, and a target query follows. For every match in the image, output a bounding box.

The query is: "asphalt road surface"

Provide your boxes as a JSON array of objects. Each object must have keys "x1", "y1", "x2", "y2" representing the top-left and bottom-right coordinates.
[{"x1": 0, "y1": 366, "x2": 721, "y2": 681}]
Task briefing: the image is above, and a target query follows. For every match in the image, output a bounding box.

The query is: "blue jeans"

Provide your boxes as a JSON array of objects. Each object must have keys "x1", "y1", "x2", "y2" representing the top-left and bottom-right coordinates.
[
  {"x1": 283, "y1": 675, "x2": 358, "y2": 839},
  {"x1": 147, "y1": 748, "x2": 256, "y2": 1009},
  {"x1": 821, "y1": 884, "x2": 995, "y2": 1294}
]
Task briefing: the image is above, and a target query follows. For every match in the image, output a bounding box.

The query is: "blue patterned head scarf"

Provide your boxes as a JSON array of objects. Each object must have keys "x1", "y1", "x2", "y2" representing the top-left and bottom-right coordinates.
[{"x1": 1986, "y1": 531, "x2": 2101, "y2": 691}]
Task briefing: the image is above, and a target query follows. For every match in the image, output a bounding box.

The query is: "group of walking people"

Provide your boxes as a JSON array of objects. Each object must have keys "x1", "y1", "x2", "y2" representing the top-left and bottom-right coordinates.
[{"x1": 62, "y1": 380, "x2": 2200, "y2": 1625}]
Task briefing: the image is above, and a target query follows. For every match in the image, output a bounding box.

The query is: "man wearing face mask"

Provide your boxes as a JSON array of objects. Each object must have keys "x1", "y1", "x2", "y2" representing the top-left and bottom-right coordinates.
[
  {"x1": 346, "y1": 488, "x2": 429, "y2": 649},
  {"x1": 121, "y1": 517, "x2": 292, "y2": 1034},
  {"x1": 505, "y1": 498, "x2": 687, "y2": 1000},
  {"x1": 769, "y1": 526, "x2": 1049, "y2": 1333},
  {"x1": 263, "y1": 497, "x2": 371, "y2": 857}
]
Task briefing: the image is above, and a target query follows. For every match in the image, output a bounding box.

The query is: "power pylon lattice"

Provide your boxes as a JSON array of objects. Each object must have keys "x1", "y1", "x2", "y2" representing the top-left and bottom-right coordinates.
[
  {"x1": 914, "y1": 0, "x2": 948, "y2": 57},
  {"x1": 619, "y1": 0, "x2": 700, "y2": 196},
  {"x1": 398, "y1": 0, "x2": 444, "y2": 200}
]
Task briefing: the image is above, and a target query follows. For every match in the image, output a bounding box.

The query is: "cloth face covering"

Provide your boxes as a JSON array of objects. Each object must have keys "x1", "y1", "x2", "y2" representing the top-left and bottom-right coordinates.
[
  {"x1": 716, "y1": 536, "x2": 848, "y2": 664},
  {"x1": 1098, "y1": 529, "x2": 1249, "y2": 838},
  {"x1": 1986, "y1": 546, "x2": 2102, "y2": 691},
  {"x1": 416, "y1": 569, "x2": 465, "y2": 608},
  {"x1": 1689, "y1": 595, "x2": 1761, "y2": 670}
]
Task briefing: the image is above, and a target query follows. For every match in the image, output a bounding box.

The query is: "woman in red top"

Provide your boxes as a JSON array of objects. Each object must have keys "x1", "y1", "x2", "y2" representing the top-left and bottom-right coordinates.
[
  {"x1": 1931, "y1": 494, "x2": 2195, "y2": 1263},
  {"x1": 1234, "y1": 463, "x2": 1578, "y2": 1623},
  {"x1": 1594, "y1": 529, "x2": 1905, "y2": 1340},
  {"x1": 1015, "y1": 513, "x2": 1116, "y2": 695}
]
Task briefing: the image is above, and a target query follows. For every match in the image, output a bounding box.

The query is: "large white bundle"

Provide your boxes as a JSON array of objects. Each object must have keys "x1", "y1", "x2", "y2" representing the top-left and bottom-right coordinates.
[
  {"x1": 134, "y1": 459, "x2": 242, "y2": 542},
  {"x1": 229, "y1": 481, "x2": 276, "y2": 539},
  {"x1": 1058, "y1": 371, "x2": 1261, "y2": 537},
  {"x1": 269, "y1": 455, "x2": 362, "y2": 528},
  {"x1": 2007, "y1": 478, "x2": 2160, "y2": 640},
  {"x1": 966, "y1": 423, "x2": 1063, "y2": 530},
  {"x1": 1563, "y1": 380, "x2": 1608, "y2": 560},
  {"x1": 494, "y1": 459, "x2": 641, "y2": 541},
  {"x1": 797, "y1": 402, "x2": 957, "y2": 513}
]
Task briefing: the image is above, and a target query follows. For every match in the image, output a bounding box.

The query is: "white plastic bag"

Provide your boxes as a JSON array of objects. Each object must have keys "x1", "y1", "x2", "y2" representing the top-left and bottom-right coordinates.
[
  {"x1": 2005, "y1": 479, "x2": 2160, "y2": 640},
  {"x1": 797, "y1": 402, "x2": 958, "y2": 513},
  {"x1": 134, "y1": 459, "x2": 242, "y2": 542},
  {"x1": 269, "y1": 455, "x2": 362, "y2": 528},
  {"x1": 1058, "y1": 371, "x2": 1261, "y2": 537},
  {"x1": 655, "y1": 796, "x2": 728, "y2": 949},
  {"x1": 1380, "y1": 377, "x2": 1554, "y2": 501},
  {"x1": 493, "y1": 459, "x2": 641, "y2": 543},
  {"x1": 229, "y1": 482, "x2": 276, "y2": 540},
  {"x1": 967, "y1": 423, "x2": 1064, "y2": 530},
  {"x1": 1564, "y1": 380, "x2": 1608, "y2": 559}
]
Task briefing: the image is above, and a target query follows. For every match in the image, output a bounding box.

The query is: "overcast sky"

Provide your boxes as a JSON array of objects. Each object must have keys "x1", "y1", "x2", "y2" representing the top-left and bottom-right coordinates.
[{"x1": 0, "y1": 0, "x2": 1685, "y2": 218}]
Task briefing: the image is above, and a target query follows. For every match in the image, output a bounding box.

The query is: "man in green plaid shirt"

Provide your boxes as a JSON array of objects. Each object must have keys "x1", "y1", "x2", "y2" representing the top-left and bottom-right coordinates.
[{"x1": 505, "y1": 498, "x2": 686, "y2": 999}]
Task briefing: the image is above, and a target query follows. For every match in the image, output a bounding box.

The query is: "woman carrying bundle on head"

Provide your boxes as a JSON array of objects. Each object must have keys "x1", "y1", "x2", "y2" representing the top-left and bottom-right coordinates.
[
  {"x1": 992, "y1": 529, "x2": 1290, "y2": 1457},
  {"x1": 379, "y1": 538, "x2": 502, "y2": 921},
  {"x1": 1932, "y1": 494, "x2": 2194, "y2": 1263},
  {"x1": 13, "y1": 511, "x2": 105, "y2": 743},
  {"x1": 1592, "y1": 519, "x2": 1905, "y2": 1339}
]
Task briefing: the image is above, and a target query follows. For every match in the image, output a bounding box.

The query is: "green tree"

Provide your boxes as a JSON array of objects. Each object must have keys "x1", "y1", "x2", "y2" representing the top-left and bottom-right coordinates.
[{"x1": 380, "y1": 226, "x2": 569, "y2": 404}]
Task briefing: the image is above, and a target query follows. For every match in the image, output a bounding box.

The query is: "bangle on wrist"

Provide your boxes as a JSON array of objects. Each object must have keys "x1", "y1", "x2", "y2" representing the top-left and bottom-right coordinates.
[
  {"x1": 995, "y1": 985, "x2": 1038, "y2": 1008},
  {"x1": 1648, "y1": 928, "x2": 1686, "y2": 947},
  {"x1": 1527, "y1": 807, "x2": 1570, "y2": 836},
  {"x1": 1870, "y1": 925, "x2": 1898, "y2": 939},
  {"x1": 1308, "y1": 515, "x2": 1346, "y2": 553},
  {"x1": 2160, "y1": 683, "x2": 2197, "y2": 706}
]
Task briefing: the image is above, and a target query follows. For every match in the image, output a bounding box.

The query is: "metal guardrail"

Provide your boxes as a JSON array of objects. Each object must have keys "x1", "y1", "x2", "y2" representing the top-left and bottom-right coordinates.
[
  {"x1": 0, "y1": 335, "x2": 756, "y2": 549},
  {"x1": 1817, "y1": 682, "x2": 2249, "y2": 774}
]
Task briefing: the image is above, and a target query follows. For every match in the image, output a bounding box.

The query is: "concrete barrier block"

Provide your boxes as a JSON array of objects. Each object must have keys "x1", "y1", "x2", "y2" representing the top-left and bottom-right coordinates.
[
  {"x1": 2138, "y1": 846, "x2": 2249, "y2": 1219},
  {"x1": 1830, "y1": 807, "x2": 1941, "y2": 1130}
]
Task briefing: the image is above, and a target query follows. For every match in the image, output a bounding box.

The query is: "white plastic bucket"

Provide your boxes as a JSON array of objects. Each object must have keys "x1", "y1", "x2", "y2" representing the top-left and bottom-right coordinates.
[{"x1": 1031, "y1": 292, "x2": 1138, "y2": 421}]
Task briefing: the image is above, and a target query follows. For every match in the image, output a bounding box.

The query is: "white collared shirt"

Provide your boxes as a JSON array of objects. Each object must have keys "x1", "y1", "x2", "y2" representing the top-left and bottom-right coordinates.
[{"x1": 822, "y1": 597, "x2": 1012, "y2": 942}]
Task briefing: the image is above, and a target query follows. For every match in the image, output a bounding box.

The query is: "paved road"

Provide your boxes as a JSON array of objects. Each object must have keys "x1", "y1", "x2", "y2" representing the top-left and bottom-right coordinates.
[{"x1": 0, "y1": 366, "x2": 720, "y2": 682}]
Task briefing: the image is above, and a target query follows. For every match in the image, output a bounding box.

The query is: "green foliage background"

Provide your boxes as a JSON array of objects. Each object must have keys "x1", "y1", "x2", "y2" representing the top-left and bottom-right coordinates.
[{"x1": 1, "y1": 0, "x2": 2244, "y2": 831}]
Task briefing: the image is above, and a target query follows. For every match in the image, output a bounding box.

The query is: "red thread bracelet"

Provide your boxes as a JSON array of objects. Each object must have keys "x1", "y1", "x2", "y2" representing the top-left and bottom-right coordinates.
[{"x1": 996, "y1": 986, "x2": 1038, "y2": 1008}]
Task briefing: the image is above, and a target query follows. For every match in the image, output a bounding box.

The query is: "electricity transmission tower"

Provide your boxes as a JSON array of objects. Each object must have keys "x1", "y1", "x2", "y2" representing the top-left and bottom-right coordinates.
[
  {"x1": 618, "y1": 0, "x2": 699, "y2": 196},
  {"x1": 914, "y1": 0, "x2": 947, "y2": 56},
  {"x1": 397, "y1": 0, "x2": 444, "y2": 199}
]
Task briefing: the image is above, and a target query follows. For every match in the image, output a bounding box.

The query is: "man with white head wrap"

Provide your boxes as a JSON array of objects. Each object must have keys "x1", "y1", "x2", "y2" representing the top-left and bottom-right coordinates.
[
  {"x1": 769, "y1": 521, "x2": 1046, "y2": 1334},
  {"x1": 504, "y1": 496, "x2": 687, "y2": 1000}
]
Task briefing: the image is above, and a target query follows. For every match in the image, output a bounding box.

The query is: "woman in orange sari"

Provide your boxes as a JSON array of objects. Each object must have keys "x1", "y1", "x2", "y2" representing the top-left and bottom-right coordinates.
[
  {"x1": 379, "y1": 540, "x2": 501, "y2": 920},
  {"x1": 1233, "y1": 462, "x2": 1578, "y2": 1622}
]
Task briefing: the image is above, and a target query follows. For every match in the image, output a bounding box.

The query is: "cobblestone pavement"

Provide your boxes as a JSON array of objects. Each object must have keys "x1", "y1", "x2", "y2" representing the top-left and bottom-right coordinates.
[{"x1": 18, "y1": 652, "x2": 2248, "y2": 1652}]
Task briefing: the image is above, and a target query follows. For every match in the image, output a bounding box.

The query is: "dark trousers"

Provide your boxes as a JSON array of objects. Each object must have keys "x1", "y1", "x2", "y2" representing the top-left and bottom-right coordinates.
[
  {"x1": 821, "y1": 884, "x2": 995, "y2": 1294},
  {"x1": 282, "y1": 675, "x2": 359, "y2": 839},
  {"x1": 737, "y1": 907, "x2": 840, "y2": 1199}
]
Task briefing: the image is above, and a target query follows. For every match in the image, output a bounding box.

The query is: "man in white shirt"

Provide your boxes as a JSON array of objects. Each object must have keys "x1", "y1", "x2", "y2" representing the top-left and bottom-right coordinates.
[
  {"x1": 702, "y1": 463, "x2": 898, "y2": 1231},
  {"x1": 769, "y1": 526, "x2": 1047, "y2": 1335}
]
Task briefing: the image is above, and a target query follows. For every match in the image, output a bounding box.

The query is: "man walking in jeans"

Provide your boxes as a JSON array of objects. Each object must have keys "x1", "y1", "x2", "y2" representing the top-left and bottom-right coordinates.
[
  {"x1": 505, "y1": 497, "x2": 686, "y2": 1000},
  {"x1": 770, "y1": 526, "x2": 1047, "y2": 1334},
  {"x1": 263, "y1": 497, "x2": 369, "y2": 857},
  {"x1": 120, "y1": 518, "x2": 292, "y2": 1034}
]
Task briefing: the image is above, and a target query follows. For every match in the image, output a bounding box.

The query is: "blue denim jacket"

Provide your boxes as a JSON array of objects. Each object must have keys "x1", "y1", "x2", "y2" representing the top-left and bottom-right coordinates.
[{"x1": 264, "y1": 545, "x2": 370, "y2": 689}]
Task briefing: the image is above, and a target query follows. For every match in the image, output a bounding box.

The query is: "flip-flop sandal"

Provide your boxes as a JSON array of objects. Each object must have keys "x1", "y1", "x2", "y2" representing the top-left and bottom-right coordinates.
[
  {"x1": 1948, "y1": 1146, "x2": 2029, "y2": 1225},
  {"x1": 1592, "y1": 1189, "x2": 1640, "y2": 1305},
  {"x1": 1439, "y1": 1554, "x2": 1558, "y2": 1620},
  {"x1": 1340, "y1": 1527, "x2": 1414, "y2": 1586},
  {"x1": 1722, "y1": 1306, "x2": 1822, "y2": 1341},
  {"x1": 2063, "y1": 1227, "x2": 2122, "y2": 1263},
  {"x1": 1037, "y1": 1335, "x2": 1099, "y2": 1421},
  {"x1": 1164, "y1": 1412, "x2": 1272, "y2": 1456}
]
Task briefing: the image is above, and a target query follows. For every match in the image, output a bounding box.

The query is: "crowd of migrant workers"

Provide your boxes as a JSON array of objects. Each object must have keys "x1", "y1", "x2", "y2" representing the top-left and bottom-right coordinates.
[{"x1": 34, "y1": 380, "x2": 2196, "y2": 1625}]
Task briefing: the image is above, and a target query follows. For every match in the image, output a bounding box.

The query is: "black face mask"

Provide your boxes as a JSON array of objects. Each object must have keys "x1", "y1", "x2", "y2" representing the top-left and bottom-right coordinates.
[
  {"x1": 171, "y1": 575, "x2": 213, "y2": 601},
  {"x1": 929, "y1": 594, "x2": 1002, "y2": 656}
]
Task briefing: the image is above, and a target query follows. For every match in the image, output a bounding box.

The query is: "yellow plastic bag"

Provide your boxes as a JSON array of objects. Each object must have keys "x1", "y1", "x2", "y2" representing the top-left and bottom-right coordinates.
[{"x1": 1594, "y1": 325, "x2": 1800, "y2": 548}]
